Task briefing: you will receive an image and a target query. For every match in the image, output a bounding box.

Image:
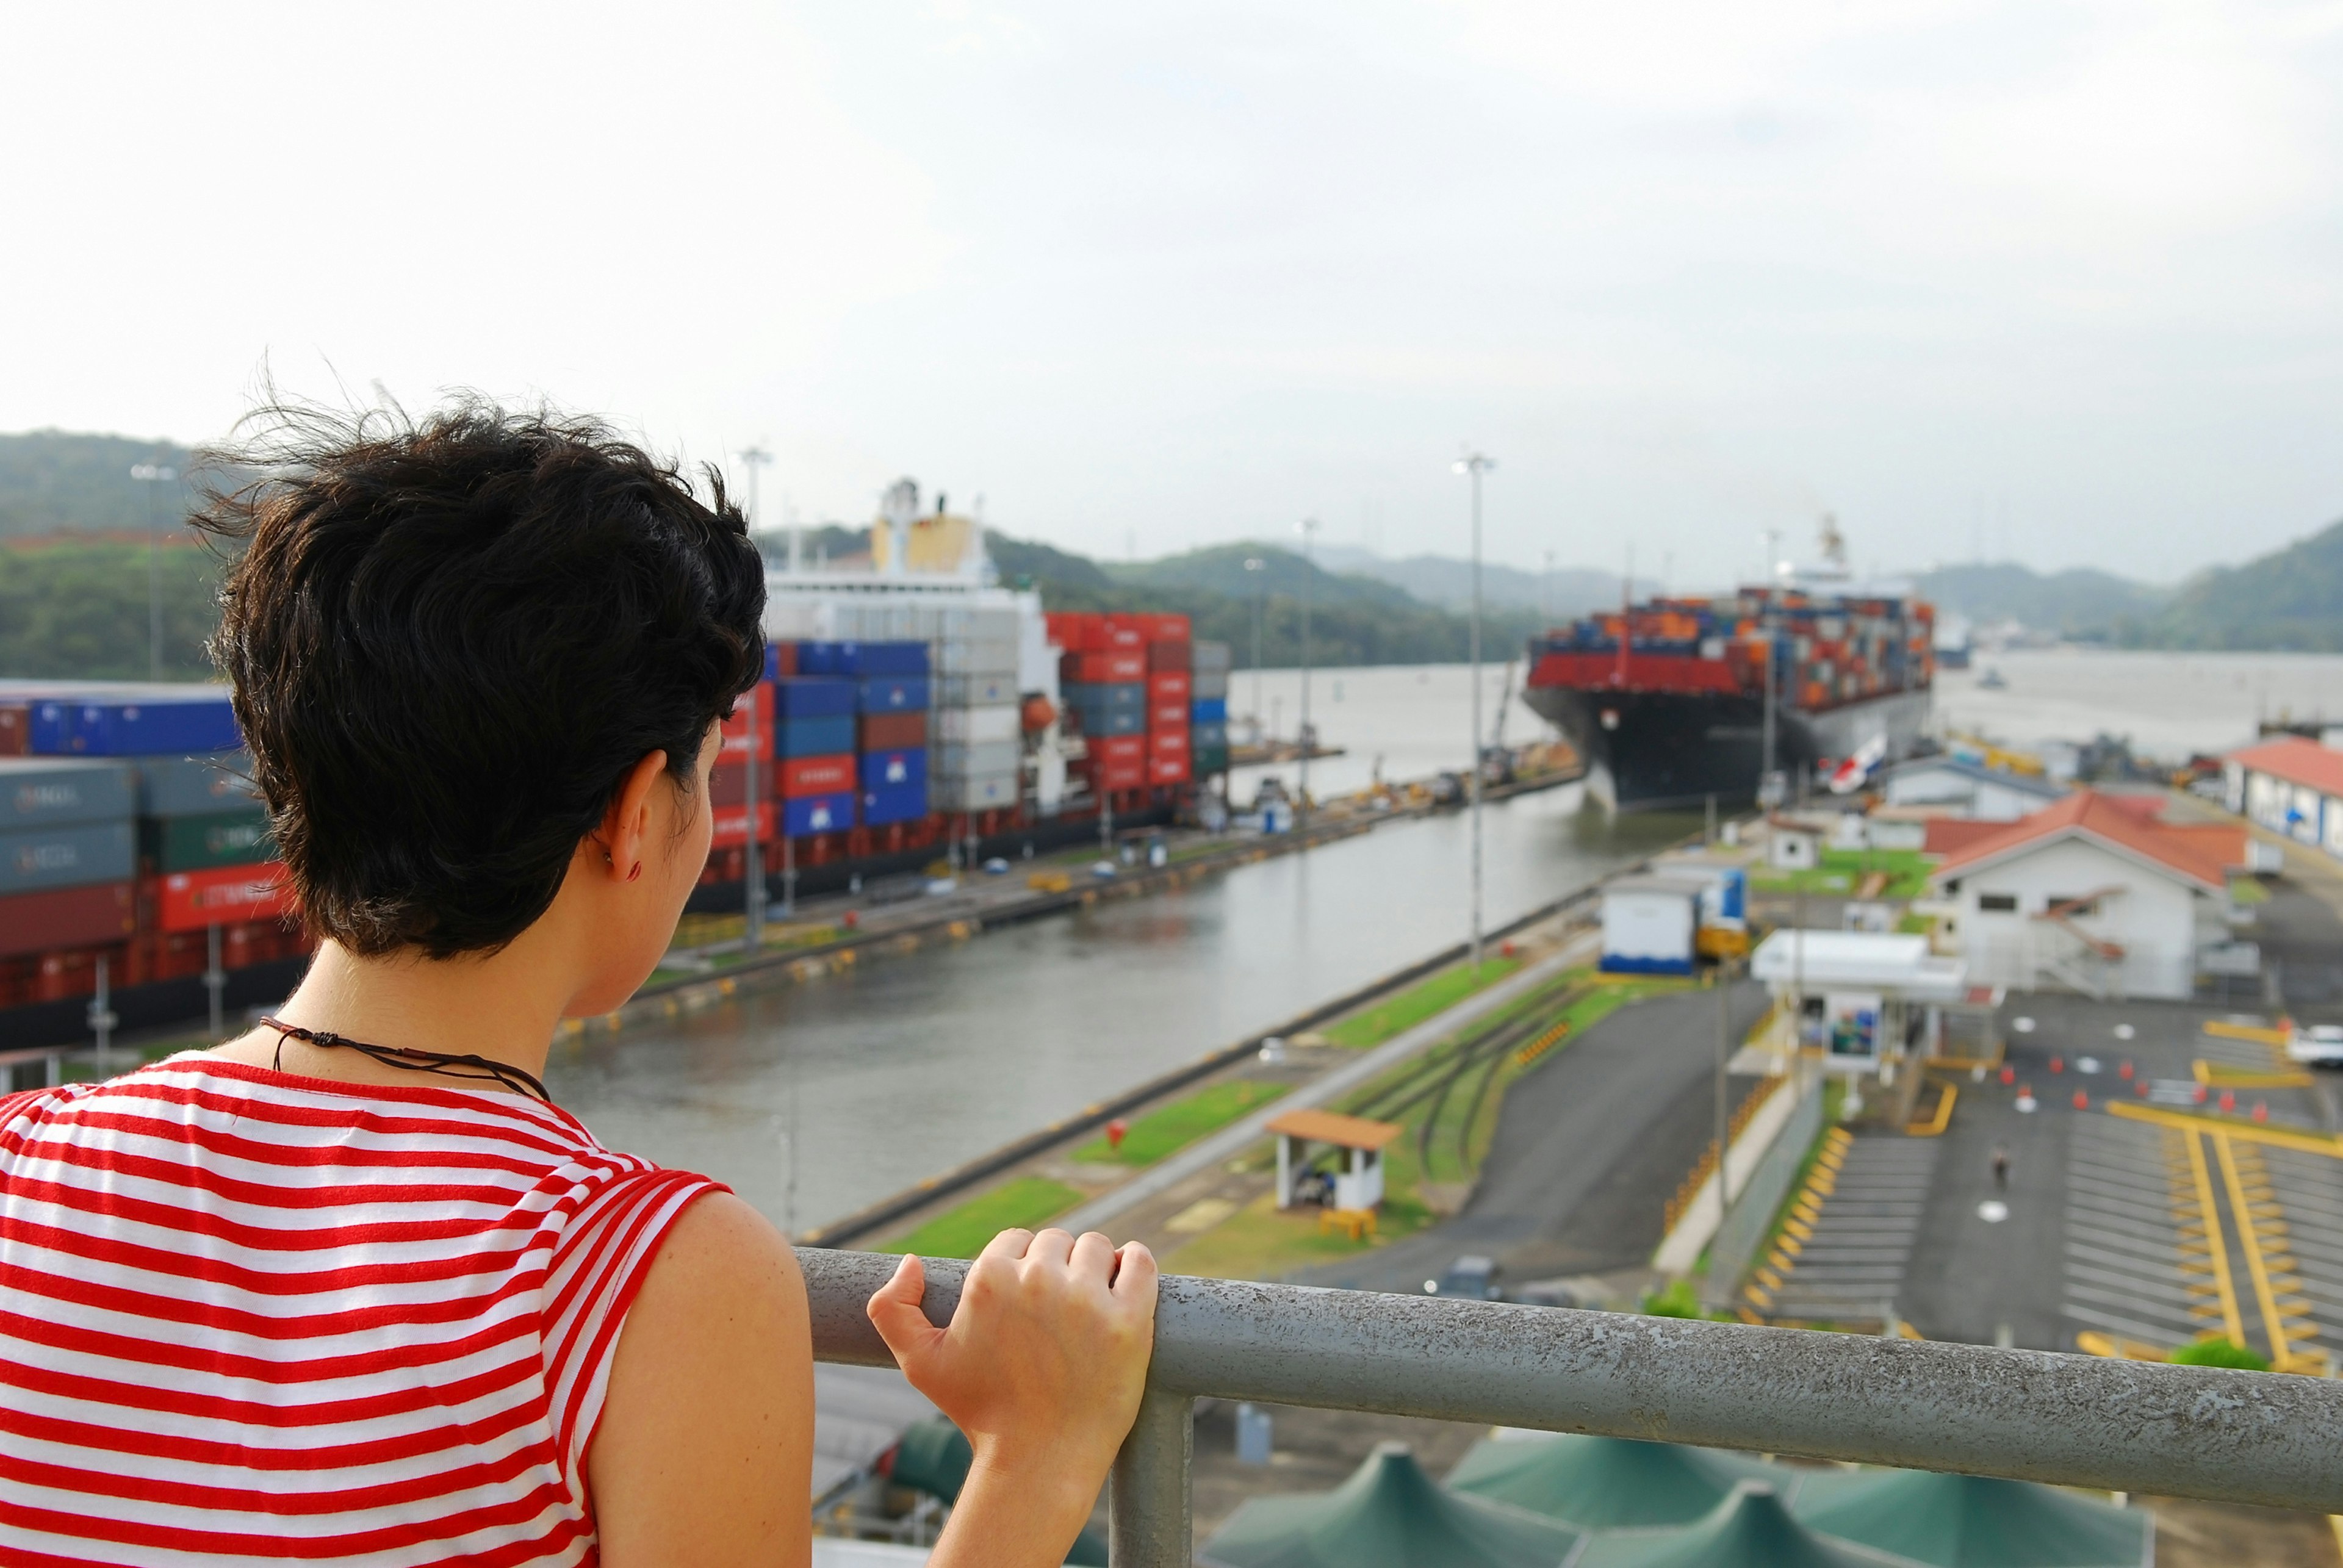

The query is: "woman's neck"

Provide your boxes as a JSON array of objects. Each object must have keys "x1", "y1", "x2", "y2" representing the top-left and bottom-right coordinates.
[{"x1": 206, "y1": 937, "x2": 570, "y2": 1094}]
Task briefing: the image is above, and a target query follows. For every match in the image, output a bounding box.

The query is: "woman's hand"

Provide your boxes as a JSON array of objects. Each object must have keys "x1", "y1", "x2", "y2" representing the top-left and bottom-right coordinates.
[{"x1": 868, "y1": 1228, "x2": 1157, "y2": 1564}]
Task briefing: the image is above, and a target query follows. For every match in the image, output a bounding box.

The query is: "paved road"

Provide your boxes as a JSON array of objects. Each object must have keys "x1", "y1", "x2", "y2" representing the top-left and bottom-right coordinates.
[{"x1": 1300, "y1": 982, "x2": 1772, "y2": 1295}]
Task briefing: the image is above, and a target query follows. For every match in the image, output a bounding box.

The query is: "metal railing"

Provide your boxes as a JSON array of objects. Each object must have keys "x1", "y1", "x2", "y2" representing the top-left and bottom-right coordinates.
[{"x1": 798, "y1": 1248, "x2": 2343, "y2": 1566}]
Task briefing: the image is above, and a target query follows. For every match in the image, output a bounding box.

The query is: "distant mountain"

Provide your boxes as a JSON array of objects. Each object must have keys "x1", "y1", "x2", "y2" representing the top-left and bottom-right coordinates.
[
  {"x1": 1104, "y1": 541, "x2": 1422, "y2": 610},
  {"x1": 2125, "y1": 517, "x2": 2343, "y2": 652},
  {"x1": 1310, "y1": 543, "x2": 1634, "y2": 620},
  {"x1": 1910, "y1": 563, "x2": 2169, "y2": 639},
  {"x1": 0, "y1": 430, "x2": 206, "y2": 540}
]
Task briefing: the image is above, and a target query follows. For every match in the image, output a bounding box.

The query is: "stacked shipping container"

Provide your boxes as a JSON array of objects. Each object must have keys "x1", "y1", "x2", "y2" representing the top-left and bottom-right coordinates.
[
  {"x1": 1190, "y1": 641, "x2": 1231, "y2": 776},
  {"x1": 1050, "y1": 613, "x2": 1199, "y2": 794},
  {"x1": 930, "y1": 606, "x2": 1023, "y2": 813},
  {"x1": 0, "y1": 685, "x2": 298, "y2": 1009}
]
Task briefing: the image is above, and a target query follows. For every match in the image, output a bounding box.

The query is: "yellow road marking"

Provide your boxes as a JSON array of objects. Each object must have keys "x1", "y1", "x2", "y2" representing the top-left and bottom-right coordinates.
[
  {"x1": 2181, "y1": 1131, "x2": 2247, "y2": 1350},
  {"x1": 2205, "y1": 1020, "x2": 2289, "y2": 1046},
  {"x1": 2109, "y1": 1101, "x2": 2343, "y2": 1159}
]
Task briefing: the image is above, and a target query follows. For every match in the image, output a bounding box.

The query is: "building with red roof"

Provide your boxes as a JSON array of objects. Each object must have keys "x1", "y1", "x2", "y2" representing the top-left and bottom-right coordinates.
[
  {"x1": 2225, "y1": 736, "x2": 2343, "y2": 858},
  {"x1": 1929, "y1": 790, "x2": 2248, "y2": 1000}
]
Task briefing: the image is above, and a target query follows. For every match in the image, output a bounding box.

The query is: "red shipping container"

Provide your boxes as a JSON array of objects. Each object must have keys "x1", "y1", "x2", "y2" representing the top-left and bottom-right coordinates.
[
  {"x1": 1137, "y1": 613, "x2": 1191, "y2": 641},
  {"x1": 1148, "y1": 671, "x2": 1191, "y2": 703},
  {"x1": 781, "y1": 753, "x2": 856, "y2": 798},
  {"x1": 0, "y1": 703, "x2": 27, "y2": 757},
  {"x1": 0, "y1": 882, "x2": 135, "y2": 958},
  {"x1": 1146, "y1": 753, "x2": 1189, "y2": 785},
  {"x1": 719, "y1": 682, "x2": 775, "y2": 757},
  {"x1": 1095, "y1": 616, "x2": 1147, "y2": 650},
  {"x1": 157, "y1": 863, "x2": 293, "y2": 934},
  {"x1": 1046, "y1": 611, "x2": 1101, "y2": 651},
  {"x1": 1150, "y1": 730, "x2": 1192, "y2": 762},
  {"x1": 771, "y1": 642, "x2": 797, "y2": 678},
  {"x1": 708, "y1": 756, "x2": 761, "y2": 807},
  {"x1": 711, "y1": 800, "x2": 775, "y2": 849},
  {"x1": 1149, "y1": 703, "x2": 1190, "y2": 732},
  {"x1": 1089, "y1": 735, "x2": 1146, "y2": 766},
  {"x1": 1074, "y1": 759, "x2": 1146, "y2": 791},
  {"x1": 1146, "y1": 639, "x2": 1191, "y2": 673},
  {"x1": 1066, "y1": 650, "x2": 1147, "y2": 683},
  {"x1": 860, "y1": 711, "x2": 928, "y2": 750}
]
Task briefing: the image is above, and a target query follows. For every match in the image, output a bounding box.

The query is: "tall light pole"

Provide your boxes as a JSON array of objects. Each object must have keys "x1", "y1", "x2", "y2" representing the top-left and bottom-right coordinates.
[
  {"x1": 1758, "y1": 528, "x2": 1783, "y2": 808},
  {"x1": 130, "y1": 462, "x2": 176, "y2": 680},
  {"x1": 736, "y1": 446, "x2": 774, "y2": 950},
  {"x1": 1294, "y1": 519, "x2": 1319, "y2": 820},
  {"x1": 1542, "y1": 548, "x2": 1555, "y2": 625},
  {"x1": 1455, "y1": 453, "x2": 1496, "y2": 973},
  {"x1": 1244, "y1": 556, "x2": 1267, "y2": 742}
]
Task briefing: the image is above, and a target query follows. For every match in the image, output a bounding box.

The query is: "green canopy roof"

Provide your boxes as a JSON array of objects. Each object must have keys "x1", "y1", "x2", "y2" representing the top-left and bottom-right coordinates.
[
  {"x1": 1447, "y1": 1433, "x2": 1791, "y2": 1529},
  {"x1": 1201, "y1": 1442, "x2": 1583, "y2": 1568},
  {"x1": 1577, "y1": 1483, "x2": 1918, "y2": 1568},
  {"x1": 1789, "y1": 1469, "x2": 2151, "y2": 1568}
]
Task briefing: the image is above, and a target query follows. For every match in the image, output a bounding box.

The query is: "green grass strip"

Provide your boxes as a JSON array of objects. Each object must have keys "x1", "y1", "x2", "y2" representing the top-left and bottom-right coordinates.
[
  {"x1": 1324, "y1": 956, "x2": 1523, "y2": 1049},
  {"x1": 883, "y1": 1176, "x2": 1086, "y2": 1260},
  {"x1": 1073, "y1": 1079, "x2": 1289, "y2": 1166}
]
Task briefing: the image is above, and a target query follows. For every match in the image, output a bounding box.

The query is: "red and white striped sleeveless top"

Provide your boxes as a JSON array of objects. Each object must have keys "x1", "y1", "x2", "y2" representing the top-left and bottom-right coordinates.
[{"x1": 0, "y1": 1054, "x2": 723, "y2": 1566}]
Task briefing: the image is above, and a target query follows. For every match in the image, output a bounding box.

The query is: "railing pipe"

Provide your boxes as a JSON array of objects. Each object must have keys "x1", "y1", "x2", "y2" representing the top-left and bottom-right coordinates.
[{"x1": 796, "y1": 1248, "x2": 2343, "y2": 1524}]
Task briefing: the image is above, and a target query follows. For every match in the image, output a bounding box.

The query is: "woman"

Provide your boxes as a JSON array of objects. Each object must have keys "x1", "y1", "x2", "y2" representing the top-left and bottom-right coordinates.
[{"x1": 0, "y1": 403, "x2": 1155, "y2": 1565}]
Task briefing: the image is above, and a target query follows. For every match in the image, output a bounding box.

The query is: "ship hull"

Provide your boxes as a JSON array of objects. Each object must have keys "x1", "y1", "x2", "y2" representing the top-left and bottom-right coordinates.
[{"x1": 1522, "y1": 684, "x2": 1931, "y2": 812}]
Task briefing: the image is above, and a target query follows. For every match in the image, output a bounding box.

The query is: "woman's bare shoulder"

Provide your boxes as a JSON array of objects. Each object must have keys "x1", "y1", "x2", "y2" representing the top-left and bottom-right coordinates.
[{"x1": 591, "y1": 1192, "x2": 814, "y2": 1566}]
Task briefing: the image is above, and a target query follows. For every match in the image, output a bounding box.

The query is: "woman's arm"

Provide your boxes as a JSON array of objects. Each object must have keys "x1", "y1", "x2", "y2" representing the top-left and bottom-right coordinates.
[
  {"x1": 867, "y1": 1228, "x2": 1158, "y2": 1568},
  {"x1": 591, "y1": 1193, "x2": 815, "y2": 1567}
]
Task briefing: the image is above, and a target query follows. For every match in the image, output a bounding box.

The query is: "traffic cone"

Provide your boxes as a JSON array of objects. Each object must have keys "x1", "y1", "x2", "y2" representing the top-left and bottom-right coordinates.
[
  {"x1": 2220, "y1": 1090, "x2": 2236, "y2": 1113},
  {"x1": 2000, "y1": 1065, "x2": 2016, "y2": 1085},
  {"x1": 2119, "y1": 1060, "x2": 2134, "y2": 1080},
  {"x1": 2136, "y1": 1081, "x2": 2149, "y2": 1098},
  {"x1": 2194, "y1": 1084, "x2": 2209, "y2": 1104},
  {"x1": 2073, "y1": 1090, "x2": 2089, "y2": 1109},
  {"x1": 2253, "y1": 1101, "x2": 2270, "y2": 1124},
  {"x1": 2050, "y1": 1056, "x2": 2064, "y2": 1073}
]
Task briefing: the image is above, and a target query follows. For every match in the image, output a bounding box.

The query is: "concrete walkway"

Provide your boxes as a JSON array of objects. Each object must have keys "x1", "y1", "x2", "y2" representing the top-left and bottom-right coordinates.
[{"x1": 1056, "y1": 932, "x2": 1597, "y2": 1235}]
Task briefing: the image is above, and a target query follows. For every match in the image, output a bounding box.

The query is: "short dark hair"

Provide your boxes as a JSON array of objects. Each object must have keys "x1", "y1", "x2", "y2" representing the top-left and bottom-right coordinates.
[{"x1": 196, "y1": 398, "x2": 765, "y2": 958}]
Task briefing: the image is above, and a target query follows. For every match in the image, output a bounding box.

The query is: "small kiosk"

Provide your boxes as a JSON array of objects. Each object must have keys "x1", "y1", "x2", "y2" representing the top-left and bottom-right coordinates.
[
  {"x1": 1749, "y1": 929, "x2": 1995, "y2": 1077},
  {"x1": 1267, "y1": 1107, "x2": 1401, "y2": 1214}
]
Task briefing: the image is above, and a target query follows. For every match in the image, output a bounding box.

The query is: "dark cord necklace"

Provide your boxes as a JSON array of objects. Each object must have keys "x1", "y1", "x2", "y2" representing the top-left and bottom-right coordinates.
[{"x1": 258, "y1": 1017, "x2": 554, "y2": 1104}]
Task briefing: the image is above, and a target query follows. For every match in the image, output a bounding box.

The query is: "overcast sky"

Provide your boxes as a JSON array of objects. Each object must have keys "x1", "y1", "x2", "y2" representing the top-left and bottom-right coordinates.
[{"x1": 4, "y1": 2, "x2": 2339, "y2": 584}]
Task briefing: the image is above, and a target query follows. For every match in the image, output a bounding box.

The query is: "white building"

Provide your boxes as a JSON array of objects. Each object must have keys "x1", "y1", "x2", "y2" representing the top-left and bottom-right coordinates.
[
  {"x1": 2226, "y1": 735, "x2": 2343, "y2": 863},
  {"x1": 1879, "y1": 756, "x2": 2067, "y2": 822},
  {"x1": 1748, "y1": 930, "x2": 1978, "y2": 1072},
  {"x1": 1931, "y1": 791, "x2": 2245, "y2": 1001},
  {"x1": 1600, "y1": 875, "x2": 1705, "y2": 976}
]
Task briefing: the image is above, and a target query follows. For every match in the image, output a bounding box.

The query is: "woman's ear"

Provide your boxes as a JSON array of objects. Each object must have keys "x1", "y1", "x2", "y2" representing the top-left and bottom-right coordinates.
[{"x1": 597, "y1": 750, "x2": 672, "y2": 880}]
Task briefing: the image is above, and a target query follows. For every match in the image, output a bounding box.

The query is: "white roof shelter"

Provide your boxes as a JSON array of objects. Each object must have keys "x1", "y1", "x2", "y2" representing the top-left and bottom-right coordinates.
[{"x1": 1751, "y1": 930, "x2": 1969, "y2": 1000}]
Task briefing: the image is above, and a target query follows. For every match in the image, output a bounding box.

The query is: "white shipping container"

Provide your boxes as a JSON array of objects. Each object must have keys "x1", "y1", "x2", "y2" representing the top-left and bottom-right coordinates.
[
  {"x1": 1599, "y1": 876, "x2": 1703, "y2": 976},
  {"x1": 933, "y1": 772, "x2": 1020, "y2": 811},
  {"x1": 1192, "y1": 641, "x2": 1234, "y2": 673},
  {"x1": 937, "y1": 638, "x2": 1019, "y2": 677},
  {"x1": 938, "y1": 704, "x2": 1021, "y2": 745},
  {"x1": 935, "y1": 740, "x2": 1021, "y2": 777},
  {"x1": 1192, "y1": 669, "x2": 1231, "y2": 700},
  {"x1": 937, "y1": 674, "x2": 1018, "y2": 708}
]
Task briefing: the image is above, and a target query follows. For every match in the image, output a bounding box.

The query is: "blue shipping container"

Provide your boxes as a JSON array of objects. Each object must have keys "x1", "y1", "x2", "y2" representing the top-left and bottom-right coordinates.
[
  {"x1": 1076, "y1": 709, "x2": 1144, "y2": 738},
  {"x1": 0, "y1": 820, "x2": 135, "y2": 896},
  {"x1": 862, "y1": 781, "x2": 929, "y2": 827},
  {"x1": 774, "y1": 678, "x2": 857, "y2": 719},
  {"x1": 860, "y1": 748, "x2": 927, "y2": 789},
  {"x1": 63, "y1": 697, "x2": 240, "y2": 757},
  {"x1": 796, "y1": 641, "x2": 931, "y2": 677},
  {"x1": 780, "y1": 716, "x2": 857, "y2": 758},
  {"x1": 0, "y1": 759, "x2": 134, "y2": 830},
  {"x1": 858, "y1": 677, "x2": 931, "y2": 714},
  {"x1": 1190, "y1": 721, "x2": 1228, "y2": 749},
  {"x1": 782, "y1": 791, "x2": 857, "y2": 836},
  {"x1": 1065, "y1": 682, "x2": 1146, "y2": 713},
  {"x1": 1191, "y1": 697, "x2": 1228, "y2": 724}
]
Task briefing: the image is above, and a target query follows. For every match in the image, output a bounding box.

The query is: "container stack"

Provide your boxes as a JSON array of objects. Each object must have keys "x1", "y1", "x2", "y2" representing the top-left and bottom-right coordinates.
[
  {"x1": 0, "y1": 757, "x2": 136, "y2": 1003},
  {"x1": 930, "y1": 606, "x2": 1023, "y2": 813},
  {"x1": 772, "y1": 656, "x2": 859, "y2": 839},
  {"x1": 857, "y1": 644, "x2": 931, "y2": 829},
  {"x1": 1141, "y1": 614, "x2": 1193, "y2": 786},
  {"x1": 1190, "y1": 640, "x2": 1231, "y2": 777},
  {"x1": 1054, "y1": 614, "x2": 1146, "y2": 797}
]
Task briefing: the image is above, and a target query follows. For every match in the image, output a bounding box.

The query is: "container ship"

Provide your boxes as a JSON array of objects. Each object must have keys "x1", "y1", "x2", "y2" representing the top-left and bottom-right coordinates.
[
  {"x1": 0, "y1": 487, "x2": 1233, "y2": 1057},
  {"x1": 1522, "y1": 523, "x2": 1933, "y2": 811}
]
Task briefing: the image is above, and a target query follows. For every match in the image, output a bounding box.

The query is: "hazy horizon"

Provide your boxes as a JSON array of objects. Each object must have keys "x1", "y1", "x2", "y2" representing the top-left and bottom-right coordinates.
[{"x1": 4, "y1": 3, "x2": 2337, "y2": 584}]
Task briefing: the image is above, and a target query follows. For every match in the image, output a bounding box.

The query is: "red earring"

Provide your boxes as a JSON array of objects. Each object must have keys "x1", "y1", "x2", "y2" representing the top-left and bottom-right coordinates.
[{"x1": 627, "y1": 862, "x2": 642, "y2": 882}]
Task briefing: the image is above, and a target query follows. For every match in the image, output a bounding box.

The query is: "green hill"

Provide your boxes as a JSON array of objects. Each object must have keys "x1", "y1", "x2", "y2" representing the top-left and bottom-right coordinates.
[
  {"x1": 2125, "y1": 517, "x2": 2343, "y2": 651},
  {"x1": 0, "y1": 430, "x2": 204, "y2": 541},
  {"x1": 1912, "y1": 562, "x2": 2168, "y2": 639}
]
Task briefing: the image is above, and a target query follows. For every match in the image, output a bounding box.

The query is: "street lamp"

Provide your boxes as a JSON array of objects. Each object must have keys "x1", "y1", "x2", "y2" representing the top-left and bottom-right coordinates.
[
  {"x1": 1244, "y1": 556, "x2": 1267, "y2": 744},
  {"x1": 1295, "y1": 519, "x2": 1319, "y2": 821},
  {"x1": 1454, "y1": 452, "x2": 1495, "y2": 973},
  {"x1": 130, "y1": 462, "x2": 176, "y2": 680}
]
